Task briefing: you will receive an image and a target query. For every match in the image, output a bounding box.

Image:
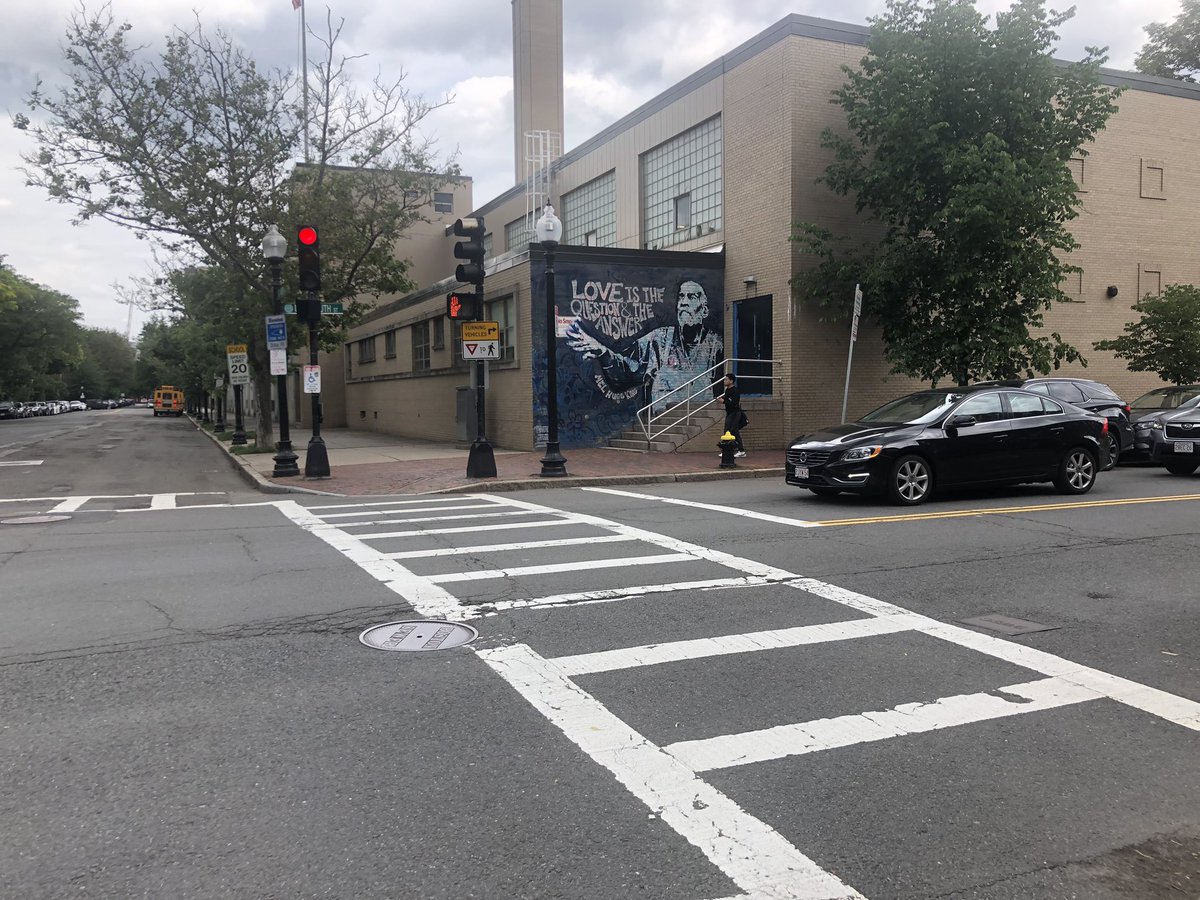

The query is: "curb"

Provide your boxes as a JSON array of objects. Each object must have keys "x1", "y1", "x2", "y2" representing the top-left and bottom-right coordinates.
[
  {"x1": 192, "y1": 417, "x2": 340, "y2": 496},
  {"x1": 432, "y1": 467, "x2": 786, "y2": 495}
]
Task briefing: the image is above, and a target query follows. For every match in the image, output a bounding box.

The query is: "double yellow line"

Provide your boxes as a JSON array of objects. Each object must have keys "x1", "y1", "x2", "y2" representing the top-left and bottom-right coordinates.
[{"x1": 813, "y1": 492, "x2": 1200, "y2": 527}]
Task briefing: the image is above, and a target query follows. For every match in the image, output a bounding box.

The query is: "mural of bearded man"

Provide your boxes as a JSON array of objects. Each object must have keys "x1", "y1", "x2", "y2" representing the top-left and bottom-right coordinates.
[{"x1": 565, "y1": 278, "x2": 724, "y2": 414}]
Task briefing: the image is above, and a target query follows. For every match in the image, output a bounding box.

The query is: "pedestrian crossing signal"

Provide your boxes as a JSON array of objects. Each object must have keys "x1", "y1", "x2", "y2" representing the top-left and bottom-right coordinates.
[{"x1": 446, "y1": 291, "x2": 476, "y2": 320}]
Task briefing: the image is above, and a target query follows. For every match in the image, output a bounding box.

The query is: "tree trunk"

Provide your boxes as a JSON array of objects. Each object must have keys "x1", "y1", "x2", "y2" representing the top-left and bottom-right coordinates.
[{"x1": 248, "y1": 332, "x2": 276, "y2": 450}]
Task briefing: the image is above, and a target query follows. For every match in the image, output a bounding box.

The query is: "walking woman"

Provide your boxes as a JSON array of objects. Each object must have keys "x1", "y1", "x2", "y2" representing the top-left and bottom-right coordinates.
[{"x1": 719, "y1": 373, "x2": 746, "y2": 457}]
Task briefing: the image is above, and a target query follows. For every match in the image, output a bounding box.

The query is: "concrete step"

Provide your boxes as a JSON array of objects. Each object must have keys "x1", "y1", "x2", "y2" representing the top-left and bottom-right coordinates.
[
  {"x1": 607, "y1": 438, "x2": 679, "y2": 452},
  {"x1": 606, "y1": 409, "x2": 726, "y2": 452}
]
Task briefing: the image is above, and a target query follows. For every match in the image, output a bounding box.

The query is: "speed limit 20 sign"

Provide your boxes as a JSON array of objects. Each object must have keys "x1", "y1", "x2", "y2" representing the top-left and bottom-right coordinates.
[{"x1": 226, "y1": 343, "x2": 251, "y2": 386}]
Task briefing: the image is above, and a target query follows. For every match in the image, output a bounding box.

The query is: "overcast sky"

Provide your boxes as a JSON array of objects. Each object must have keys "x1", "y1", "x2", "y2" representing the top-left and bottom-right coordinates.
[{"x1": 0, "y1": 0, "x2": 1183, "y2": 338}]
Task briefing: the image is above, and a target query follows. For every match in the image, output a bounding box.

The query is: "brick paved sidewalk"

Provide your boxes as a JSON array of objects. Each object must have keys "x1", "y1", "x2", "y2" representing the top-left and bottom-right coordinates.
[{"x1": 267, "y1": 447, "x2": 783, "y2": 496}]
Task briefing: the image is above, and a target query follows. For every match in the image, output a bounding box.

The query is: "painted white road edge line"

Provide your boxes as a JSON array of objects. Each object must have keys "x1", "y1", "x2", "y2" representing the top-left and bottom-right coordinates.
[
  {"x1": 584, "y1": 486, "x2": 823, "y2": 528},
  {"x1": 0, "y1": 460, "x2": 43, "y2": 466},
  {"x1": 553, "y1": 613, "x2": 926, "y2": 677},
  {"x1": 480, "y1": 643, "x2": 867, "y2": 900},
  {"x1": 427, "y1": 552, "x2": 698, "y2": 584},
  {"x1": 666, "y1": 676, "x2": 1103, "y2": 773}
]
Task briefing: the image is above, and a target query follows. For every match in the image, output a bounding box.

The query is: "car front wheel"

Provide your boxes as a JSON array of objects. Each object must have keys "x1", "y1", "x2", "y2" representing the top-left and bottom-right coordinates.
[
  {"x1": 1164, "y1": 460, "x2": 1199, "y2": 475},
  {"x1": 888, "y1": 455, "x2": 932, "y2": 505},
  {"x1": 1054, "y1": 447, "x2": 1097, "y2": 495}
]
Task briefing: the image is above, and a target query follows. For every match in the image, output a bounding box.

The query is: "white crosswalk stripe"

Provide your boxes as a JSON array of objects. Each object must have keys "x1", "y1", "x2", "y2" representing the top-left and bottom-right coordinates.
[{"x1": 277, "y1": 492, "x2": 1200, "y2": 900}]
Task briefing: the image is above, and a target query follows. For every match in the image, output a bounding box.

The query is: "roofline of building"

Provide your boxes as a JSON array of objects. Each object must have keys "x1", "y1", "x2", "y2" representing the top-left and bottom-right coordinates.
[{"x1": 474, "y1": 13, "x2": 1200, "y2": 219}]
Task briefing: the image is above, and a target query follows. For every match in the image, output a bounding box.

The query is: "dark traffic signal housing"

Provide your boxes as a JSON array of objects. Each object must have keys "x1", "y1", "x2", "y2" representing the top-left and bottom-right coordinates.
[
  {"x1": 452, "y1": 217, "x2": 486, "y2": 289},
  {"x1": 297, "y1": 225, "x2": 320, "y2": 293},
  {"x1": 446, "y1": 291, "x2": 477, "y2": 320}
]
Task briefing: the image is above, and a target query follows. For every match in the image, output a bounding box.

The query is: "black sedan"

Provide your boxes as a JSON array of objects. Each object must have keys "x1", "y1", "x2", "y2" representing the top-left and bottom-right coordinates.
[
  {"x1": 786, "y1": 385, "x2": 1108, "y2": 505},
  {"x1": 1149, "y1": 403, "x2": 1200, "y2": 475}
]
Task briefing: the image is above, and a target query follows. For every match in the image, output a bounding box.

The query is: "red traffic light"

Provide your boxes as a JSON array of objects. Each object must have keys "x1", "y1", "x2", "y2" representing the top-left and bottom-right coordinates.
[{"x1": 298, "y1": 226, "x2": 318, "y2": 246}]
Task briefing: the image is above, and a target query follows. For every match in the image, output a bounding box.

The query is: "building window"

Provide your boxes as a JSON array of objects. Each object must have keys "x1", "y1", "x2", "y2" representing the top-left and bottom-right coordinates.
[
  {"x1": 433, "y1": 191, "x2": 454, "y2": 213},
  {"x1": 641, "y1": 115, "x2": 722, "y2": 249},
  {"x1": 412, "y1": 320, "x2": 431, "y2": 371},
  {"x1": 483, "y1": 232, "x2": 494, "y2": 258},
  {"x1": 505, "y1": 215, "x2": 534, "y2": 253},
  {"x1": 563, "y1": 170, "x2": 616, "y2": 247},
  {"x1": 357, "y1": 336, "x2": 376, "y2": 364},
  {"x1": 432, "y1": 317, "x2": 445, "y2": 350},
  {"x1": 486, "y1": 296, "x2": 515, "y2": 363},
  {"x1": 384, "y1": 330, "x2": 396, "y2": 359}
]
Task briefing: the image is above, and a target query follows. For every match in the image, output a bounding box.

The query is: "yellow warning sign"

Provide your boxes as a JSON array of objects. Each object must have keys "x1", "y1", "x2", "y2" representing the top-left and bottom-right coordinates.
[{"x1": 461, "y1": 322, "x2": 499, "y2": 341}]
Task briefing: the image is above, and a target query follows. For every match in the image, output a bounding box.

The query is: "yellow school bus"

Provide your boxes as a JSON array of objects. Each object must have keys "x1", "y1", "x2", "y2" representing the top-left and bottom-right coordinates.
[{"x1": 153, "y1": 386, "x2": 185, "y2": 417}]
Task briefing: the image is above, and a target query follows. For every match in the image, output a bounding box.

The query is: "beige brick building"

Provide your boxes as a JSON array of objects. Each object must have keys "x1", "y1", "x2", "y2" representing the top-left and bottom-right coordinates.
[{"x1": 329, "y1": 12, "x2": 1200, "y2": 453}]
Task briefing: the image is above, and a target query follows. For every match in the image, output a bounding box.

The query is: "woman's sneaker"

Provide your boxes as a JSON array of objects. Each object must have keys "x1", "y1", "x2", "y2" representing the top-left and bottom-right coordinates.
[{"x1": 734, "y1": 450, "x2": 747, "y2": 458}]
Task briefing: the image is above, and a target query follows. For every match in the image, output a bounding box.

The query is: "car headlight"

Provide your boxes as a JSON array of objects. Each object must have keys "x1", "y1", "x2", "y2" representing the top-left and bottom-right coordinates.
[
  {"x1": 840, "y1": 446, "x2": 882, "y2": 462},
  {"x1": 1135, "y1": 421, "x2": 1162, "y2": 432}
]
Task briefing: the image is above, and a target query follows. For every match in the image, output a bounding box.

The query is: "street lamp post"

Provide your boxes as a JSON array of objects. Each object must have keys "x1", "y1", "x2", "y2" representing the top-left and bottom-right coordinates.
[
  {"x1": 536, "y1": 205, "x2": 567, "y2": 477},
  {"x1": 261, "y1": 225, "x2": 300, "y2": 477}
]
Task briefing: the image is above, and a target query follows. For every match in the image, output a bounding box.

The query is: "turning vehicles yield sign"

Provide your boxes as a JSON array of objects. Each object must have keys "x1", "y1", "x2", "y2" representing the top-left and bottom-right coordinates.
[{"x1": 462, "y1": 341, "x2": 499, "y2": 359}]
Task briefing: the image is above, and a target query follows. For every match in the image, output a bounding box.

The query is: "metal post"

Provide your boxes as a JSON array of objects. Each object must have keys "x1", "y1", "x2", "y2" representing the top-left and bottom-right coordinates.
[
  {"x1": 201, "y1": 391, "x2": 211, "y2": 424},
  {"x1": 465, "y1": 285, "x2": 497, "y2": 478},
  {"x1": 231, "y1": 384, "x2": 247, "y2": 445},
  {"x1": 304, "y1": 294, "x2": 330, "y2": 477},
  {"x1": 269, "y1": 258, "x2": 299, "y2": 477},
  {"x1": 840, "y1": 284, "x2": 862, "y2": 424},
  {"x1": 215, "y1": 387, "x2": 226, "y2": 432},
  {"x1": 539, "y1": 242, "x2": 567, "y2": 476}
]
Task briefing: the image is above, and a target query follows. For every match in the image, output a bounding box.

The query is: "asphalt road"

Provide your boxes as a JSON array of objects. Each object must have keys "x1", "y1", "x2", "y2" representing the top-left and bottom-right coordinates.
[{"x1": 1, "y1": 410, "x2": 1198, "y2": 899}]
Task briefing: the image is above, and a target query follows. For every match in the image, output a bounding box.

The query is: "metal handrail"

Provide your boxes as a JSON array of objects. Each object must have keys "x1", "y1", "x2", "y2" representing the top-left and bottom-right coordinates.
[{"x1": 636, "y1": 358, "x2": 781, "y2": 446}]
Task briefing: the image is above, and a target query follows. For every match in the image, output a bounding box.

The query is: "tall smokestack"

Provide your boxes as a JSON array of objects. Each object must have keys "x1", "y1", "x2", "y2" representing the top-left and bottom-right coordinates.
[{"x1": 512, "y1": 0, "x2": 564, "y2": 185}]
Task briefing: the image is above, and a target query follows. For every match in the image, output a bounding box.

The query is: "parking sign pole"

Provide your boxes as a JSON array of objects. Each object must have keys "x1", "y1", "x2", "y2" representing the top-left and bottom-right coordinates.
[{"x1": 841, "y1": 284, "x2": 862, "y2": 424}]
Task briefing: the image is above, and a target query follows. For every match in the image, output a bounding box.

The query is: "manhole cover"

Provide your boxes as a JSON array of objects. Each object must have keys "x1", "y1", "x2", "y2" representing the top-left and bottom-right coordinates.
[
  {"x1": 959, "y1": 614, "x2": 1059, "y2": 636},
  {"x1": 359, "y1": 620, "x2": 478, "y2": 652},
  {"x1": 1, "y1": 515, "x2": 72, "y2": 525}
]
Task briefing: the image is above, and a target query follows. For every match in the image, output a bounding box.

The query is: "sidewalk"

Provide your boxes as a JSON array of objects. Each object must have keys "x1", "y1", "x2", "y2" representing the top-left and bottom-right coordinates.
[{"x1": 209, "y1": 424, "x2": 783, "y2": 497}]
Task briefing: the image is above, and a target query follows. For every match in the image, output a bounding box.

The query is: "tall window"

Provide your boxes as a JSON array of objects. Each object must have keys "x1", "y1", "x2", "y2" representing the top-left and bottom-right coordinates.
[
  {"x1": 486, "y1": 296, "x2": 515, "y2": 363},
  {"x1": 641, "y1": 116, "x2": 722, "y2": 249},
  {"x1": 357, "y1": 336, "x2": 376, "y2": 364},
  {"x1": 505, "y1": 215, "x2": 534, "y2": 253},
  {"x1": 432, "y1": 317, "x2": 445, "y2": 351},
  {"x1": 563, "y1": 171, "x2": 616, "y2": 247},
  {"x1": 384, "y1": 330, "x2": 396, "y2": 359},
  {"x1": 412, "y1": 320, "x2": 431, "y2": 371}
]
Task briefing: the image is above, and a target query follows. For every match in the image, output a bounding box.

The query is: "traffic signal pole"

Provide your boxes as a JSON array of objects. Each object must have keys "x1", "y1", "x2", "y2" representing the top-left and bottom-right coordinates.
[
  {"x1": 453, "y1": 217, "x2": 496, "y2": 479},
  {"x1": 304, "y1": 292, "x2": 330, "y2": 478}
]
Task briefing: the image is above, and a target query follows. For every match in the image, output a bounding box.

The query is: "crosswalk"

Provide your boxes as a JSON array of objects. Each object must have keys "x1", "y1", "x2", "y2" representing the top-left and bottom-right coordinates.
[
  {"x1": 0, "y1": 492, "x2": 228, "y2": 517},
  {"x1": 278, "y1": 494, "x2": 1200, "y2": 899}
]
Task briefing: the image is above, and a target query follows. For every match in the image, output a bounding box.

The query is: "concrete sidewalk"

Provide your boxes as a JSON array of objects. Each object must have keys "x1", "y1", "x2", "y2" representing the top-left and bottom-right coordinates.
[{"x1": 203, "y1": 423, "x2": 783, "y2": 497}]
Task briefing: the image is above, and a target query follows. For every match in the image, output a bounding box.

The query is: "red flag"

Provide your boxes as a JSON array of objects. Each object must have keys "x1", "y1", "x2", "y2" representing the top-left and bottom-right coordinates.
[{"x1": 292, "y1": 0, "x2": 301, "y2": 8}]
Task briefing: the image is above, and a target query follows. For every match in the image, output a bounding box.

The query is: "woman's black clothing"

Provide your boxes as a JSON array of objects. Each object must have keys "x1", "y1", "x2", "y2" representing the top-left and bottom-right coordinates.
[{"x1": 721, "y1": 383, "x2": 744, "y2": 452}]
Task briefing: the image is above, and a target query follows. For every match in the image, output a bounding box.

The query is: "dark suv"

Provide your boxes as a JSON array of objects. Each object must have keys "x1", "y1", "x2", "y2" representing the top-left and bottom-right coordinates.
[{"x1": 1015, "y1": 378, "x2": 1133, "y2": 467}]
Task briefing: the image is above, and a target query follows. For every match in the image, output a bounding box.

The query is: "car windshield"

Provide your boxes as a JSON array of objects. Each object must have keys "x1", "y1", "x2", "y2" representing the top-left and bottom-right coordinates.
[
  {"x1": 859, "y1": 391, "x2": 962, "y2": 425},
  {"x1": 1131, "y1": 387, "x2": 1200, "y2": 410}
]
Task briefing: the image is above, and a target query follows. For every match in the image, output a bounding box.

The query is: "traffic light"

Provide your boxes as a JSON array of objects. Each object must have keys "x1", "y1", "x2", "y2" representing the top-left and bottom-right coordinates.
[
  {"x1": 452, "y1": 217, "x2": 486, "y2": 289},
  {"x1": 297, "y1": 225, "x2": 320, "y2": 293},
  {"x1": 446, "y1": 291, "x2": 477, "y2": 320}
]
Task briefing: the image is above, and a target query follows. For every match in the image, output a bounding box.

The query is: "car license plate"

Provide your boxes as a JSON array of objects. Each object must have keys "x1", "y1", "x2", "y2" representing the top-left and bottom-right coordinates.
[
  {"x1": 794, "y1": 465, "x2": 809, "y2": 479},
  {"x1": 1175, "y1": 441, "x2": 1195, "y2": 454}
]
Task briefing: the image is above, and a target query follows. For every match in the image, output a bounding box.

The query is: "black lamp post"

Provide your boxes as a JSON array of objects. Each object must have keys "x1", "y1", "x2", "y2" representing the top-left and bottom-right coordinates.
[
  {"x1": 262, "y1": 225, "x2": 300, "y2": 477},
  {"x1": 536, "y1": 204, "x2": 567, "y2": 477}
]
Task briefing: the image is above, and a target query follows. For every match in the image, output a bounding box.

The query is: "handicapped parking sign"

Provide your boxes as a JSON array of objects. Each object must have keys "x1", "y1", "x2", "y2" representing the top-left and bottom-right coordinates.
[{"x1": 303, "y1": 365, "x2": 321, "y2": 394}]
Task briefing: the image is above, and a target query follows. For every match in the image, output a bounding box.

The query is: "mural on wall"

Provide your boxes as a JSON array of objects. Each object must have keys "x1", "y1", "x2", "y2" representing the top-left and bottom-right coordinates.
[{"x1": 531, "y1": 255, "x2": 724, "y2": 448}]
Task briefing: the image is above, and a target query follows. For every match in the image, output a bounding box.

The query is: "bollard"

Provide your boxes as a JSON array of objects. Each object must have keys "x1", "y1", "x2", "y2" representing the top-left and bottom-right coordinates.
[{"x1": 718, "y1": 431, "x2": 739, "y2": 469}]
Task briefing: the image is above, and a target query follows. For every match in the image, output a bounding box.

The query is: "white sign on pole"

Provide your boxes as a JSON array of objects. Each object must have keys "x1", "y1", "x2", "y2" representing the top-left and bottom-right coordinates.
[
  {"x1": 303, "y1": 364, "x2": 321, "y2": 394},
  {"x1": 850, "y1": 284, "x2": 863, "y2": 343},
  {"x1": 462, "y1": 340, "x2": 500, "y2": 360},
  {"x1": 269, "y1": 348, "x2": 287, "y2": 376},
  {"x1": 226, "y1": 343, "x2": 250, "y2": 386}
]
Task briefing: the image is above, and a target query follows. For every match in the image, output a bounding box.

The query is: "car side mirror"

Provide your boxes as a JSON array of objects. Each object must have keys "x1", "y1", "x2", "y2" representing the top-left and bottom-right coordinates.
[{"x1": 948, "y1": 414, "x2": 977, "y2": 429}]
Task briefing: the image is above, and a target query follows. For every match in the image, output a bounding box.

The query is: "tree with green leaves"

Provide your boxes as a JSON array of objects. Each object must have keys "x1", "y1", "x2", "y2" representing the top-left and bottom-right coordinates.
[
  {"x1": 792, "y1": 0, "x2": 1120, "y2": 386},
  {"x1": 0, "y1": 262, "x2": 83, "y2": 400},
  {"x1": 15, "y1": 4, "x2": 457, "y2": 448},
  {"x1": 1135, "y1": 0, "x2": 1200, "y2": 82},
  {"x1": 1094, "y1": 285, "x2": 1200, "y2": 384}
]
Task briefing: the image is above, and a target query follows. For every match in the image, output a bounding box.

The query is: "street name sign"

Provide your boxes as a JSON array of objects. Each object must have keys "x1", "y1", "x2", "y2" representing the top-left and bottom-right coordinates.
[{"x1": 226, "y1": 344, "x2": 250, "y2": 386}]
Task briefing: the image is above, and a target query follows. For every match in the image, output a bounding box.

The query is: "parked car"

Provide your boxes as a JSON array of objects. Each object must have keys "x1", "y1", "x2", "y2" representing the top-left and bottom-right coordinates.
[
  {"x1": 1002, "y1": 378, "x2": 1133, "y2": 468},
  {"x1": 786, "y1": 385, "x2": 1108, "y2": 505},
  {"x1": 69, "y1": 400, "x2": 87, "y2": 411},
  {"x1": 1128, "y1": 385, "x2": 1200, "y2": 460},
  {"x1": 0, "y1": 401, "x2": 18, "y2": 420},
  {"x1": 1149, "y1": 402, "x2": 1200, "y2": 475}
]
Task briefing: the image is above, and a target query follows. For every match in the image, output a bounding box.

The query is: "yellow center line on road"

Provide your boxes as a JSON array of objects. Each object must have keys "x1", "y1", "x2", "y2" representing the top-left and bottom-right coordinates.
[{"x1": 812, "y1": 492, "x2": 1200, "y2": 527}]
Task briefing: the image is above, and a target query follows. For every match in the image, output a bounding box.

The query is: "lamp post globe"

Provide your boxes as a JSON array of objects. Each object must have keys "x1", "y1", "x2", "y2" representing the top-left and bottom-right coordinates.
[
  {"x1": 262, "y1": 224, "x2": 300, "y2": 477},
  {"x1": 537, "y1": 205, "x2": 567, "y2": 477}
]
